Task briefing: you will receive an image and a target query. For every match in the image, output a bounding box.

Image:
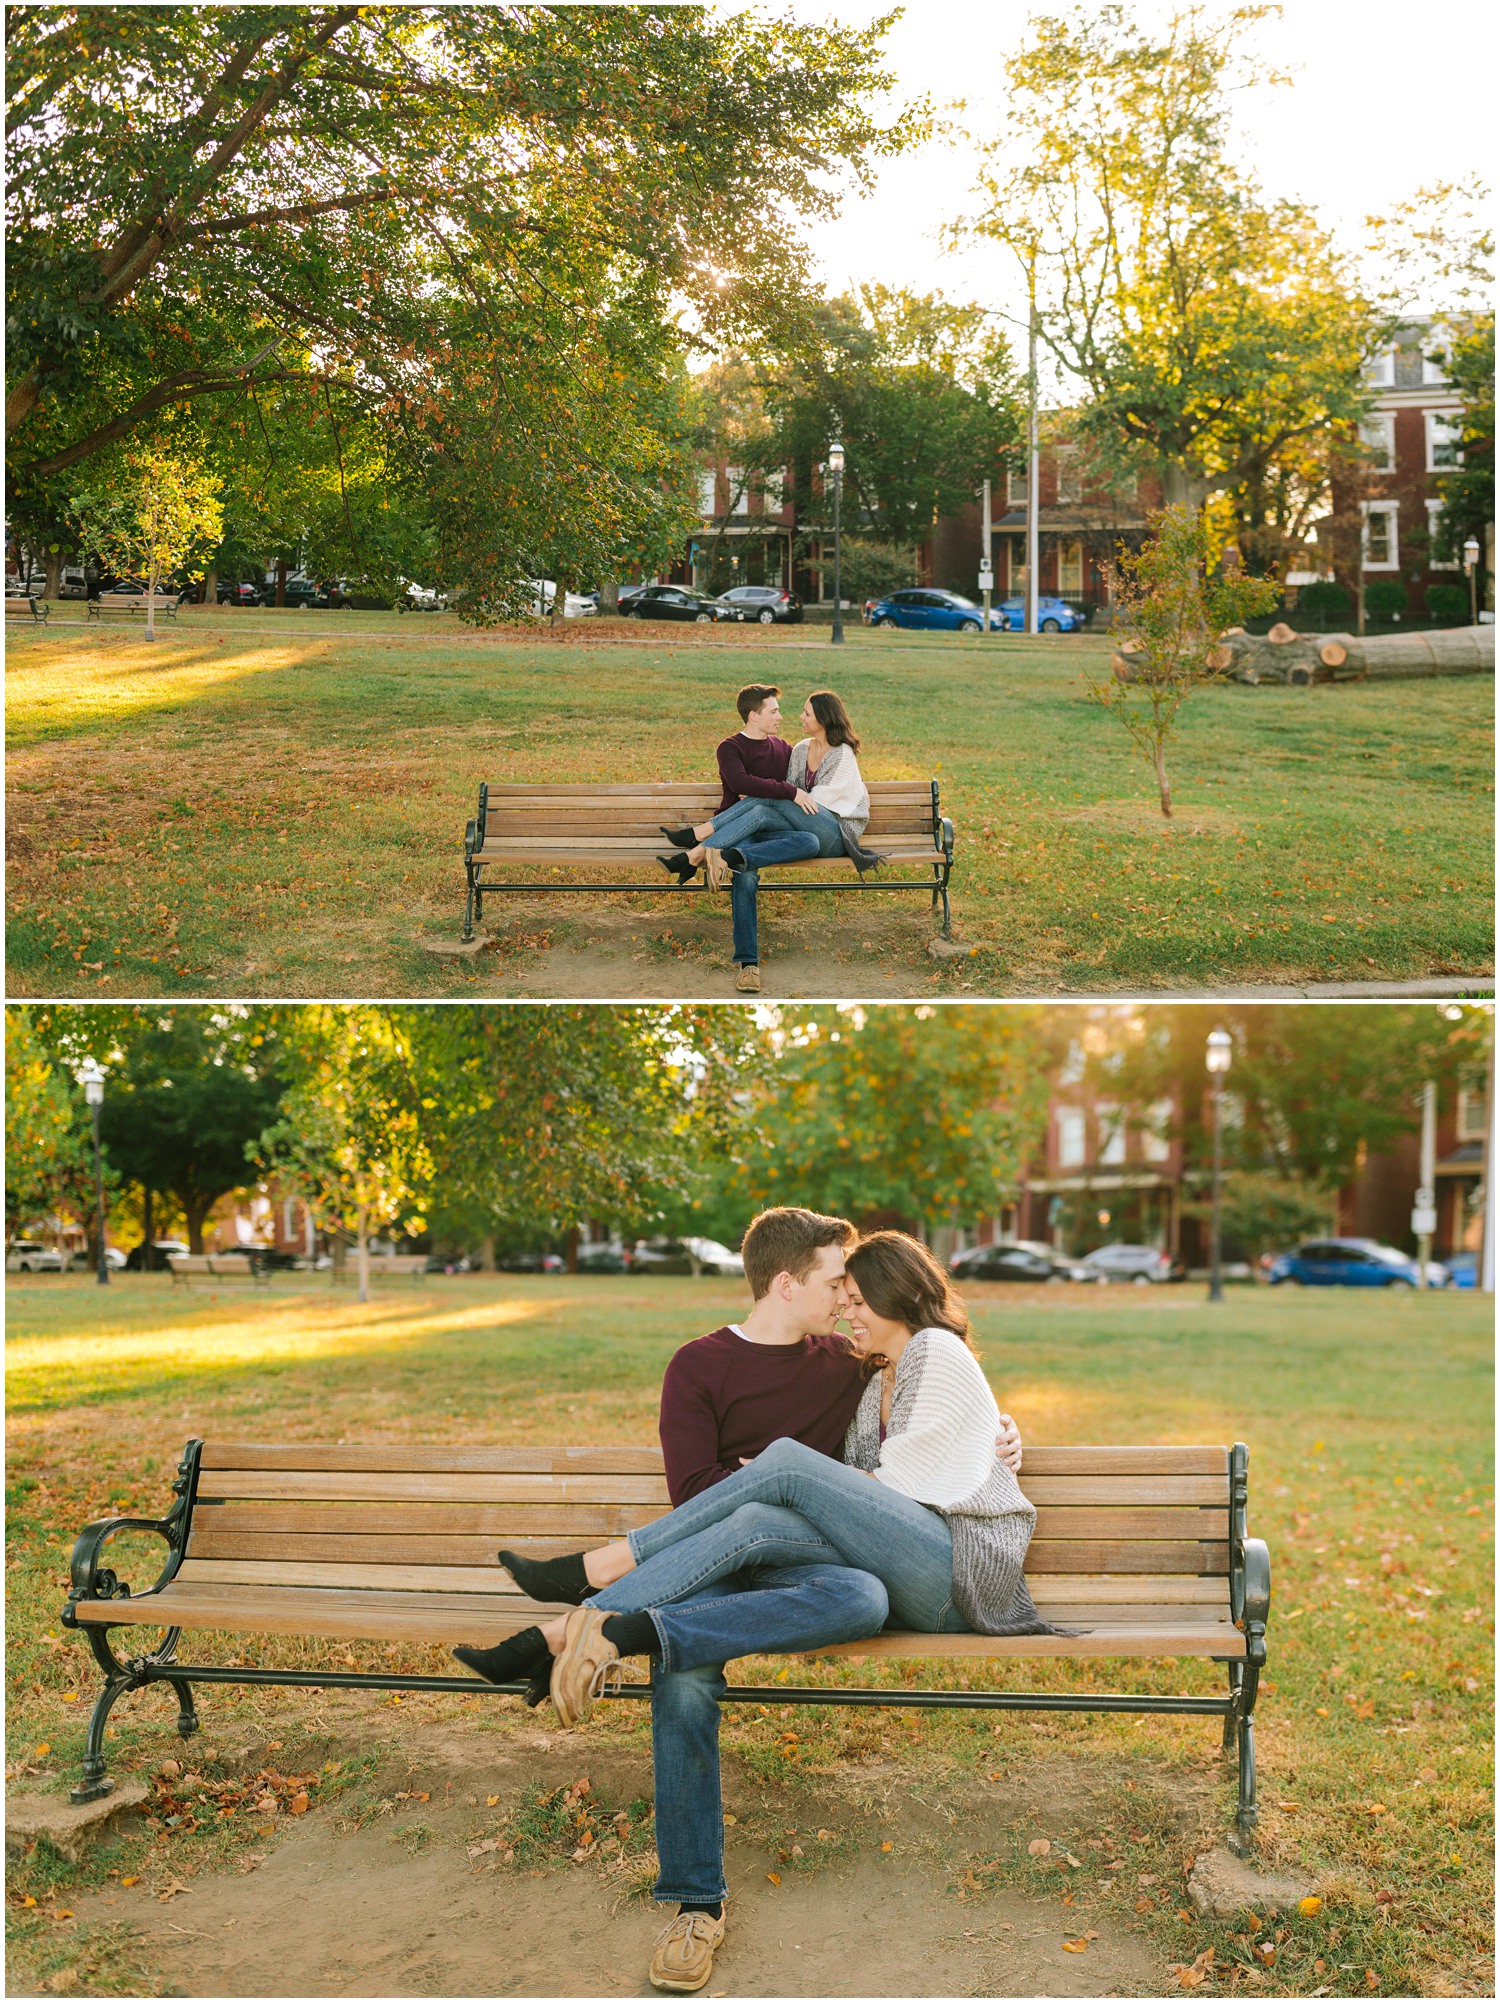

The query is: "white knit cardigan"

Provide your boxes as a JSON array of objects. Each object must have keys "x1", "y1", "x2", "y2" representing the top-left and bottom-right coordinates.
[{"x1": 842, "y1": 1326, "x2": 1059, "y2": 1637}]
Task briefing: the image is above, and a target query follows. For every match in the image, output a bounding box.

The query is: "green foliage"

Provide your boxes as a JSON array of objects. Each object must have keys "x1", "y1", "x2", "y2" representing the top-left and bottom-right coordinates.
[
  {"x1": 1430, "y1": 316, "x2": 1494, "y2": 579},
  {"x1": 1181, "y1": 1172, "x2": 1330, "y2": 1263},
  {"x1": 3, "y1": 1010, "x2": 95, "y2": 1226},
  {"x1": 824, "y1": 538, "x2": 920, "y2": 604},
  {"x1": 970, "y1": 7, "x2": 1385, "y2": 509},
  {"x1": 1087, "y1": 505, "x2": 1279, "y2": 816},
  {"x1": 1424, "y1": 583, "x2": 1471, "y2": 624},
  {"x1": 1297, "y1": 580, "x2": 1351, "y2": 623},
  {"x1": 768, "y1": 287, "x2": 1023, "y2": 546},
  {"x1": 1364, "y1": 579, "x2": 1408, "y2": 621},
  {"x1": 69, "y1": 445, "x2": 222, "y2": 634}
]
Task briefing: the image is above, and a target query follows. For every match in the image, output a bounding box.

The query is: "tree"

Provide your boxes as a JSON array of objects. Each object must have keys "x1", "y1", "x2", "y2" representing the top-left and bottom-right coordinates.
[
  {"x1": 3, "y1": 1007, "x2": 97, "y2": 1234},
  {"x1": 255, "y1": 1007, "x2": 431, "y2": 1302},
  {"x1": 968, "y1": 7, "x2": 1385, "y2": 510},
  {"x1": 1432, "y1": 316, "x2": 1494, "y2": 589},
  {"x1": 711, "y1": 1007, "x2": 1055, "y2": 1239},
  {"x1": 70, "y1": 444, "x2": 222, "y2": 637},
  {"x1": 767, "y1": 286, "x2": 1023, "y2": 551},
  {"x1": 1089, "y1": 505, "x2": 1278, "y2": 816}
]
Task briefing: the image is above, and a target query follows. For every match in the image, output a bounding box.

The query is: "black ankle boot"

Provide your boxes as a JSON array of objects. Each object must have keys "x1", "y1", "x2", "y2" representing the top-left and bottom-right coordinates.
[
  {"x1": 660, "y1": 824, "x2": 696, "y2": 848},
  {"x1": 452, "y1": 1626, "x2": 550, "y2": 1686},
  {"x1": 657, "y1": 852, "x2": 694, "y2": 883},
  {"x1": 499, "y1": 1548, "x2": 591, "y2": 1604}
]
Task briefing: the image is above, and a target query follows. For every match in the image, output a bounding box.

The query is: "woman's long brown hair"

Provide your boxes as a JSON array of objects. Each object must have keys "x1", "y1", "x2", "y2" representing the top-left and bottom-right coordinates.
[
  {"x1": 845, "y1": 1231, "x2": 978, "y2": 1373},
  {"x1": 807, "y1": 689, "x2": 859, "y2": 751}
]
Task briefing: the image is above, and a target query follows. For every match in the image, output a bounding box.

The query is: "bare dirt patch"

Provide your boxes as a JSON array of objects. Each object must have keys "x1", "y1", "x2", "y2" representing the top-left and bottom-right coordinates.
[{"x1": 46, "y1": 1722, "x2": 1180, "y2": 1997}]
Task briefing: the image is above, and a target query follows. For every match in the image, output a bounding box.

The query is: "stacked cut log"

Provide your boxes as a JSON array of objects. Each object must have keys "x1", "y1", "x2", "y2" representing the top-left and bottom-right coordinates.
[{"x1": 1111, "y1": 623, "x2": 1494, "y2": 687}]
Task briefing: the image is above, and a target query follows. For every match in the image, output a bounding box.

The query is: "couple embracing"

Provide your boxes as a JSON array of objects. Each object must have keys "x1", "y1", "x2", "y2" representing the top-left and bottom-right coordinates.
[
  {"x1": 452, "y1": 1207, "x2": 1060, "y2": 1994},
  {"x1": 656, "y1": 684, "x2": 883, "y2": 993}
]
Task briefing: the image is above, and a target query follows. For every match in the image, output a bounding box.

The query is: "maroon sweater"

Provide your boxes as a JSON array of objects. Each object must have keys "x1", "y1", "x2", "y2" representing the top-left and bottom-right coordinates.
[
  {"x1": 659, "y1": 1325, "x2": 867, "y2": 1504},
  {"x1": 716, "y1": 732, "x2": 795, "y2": 812}
]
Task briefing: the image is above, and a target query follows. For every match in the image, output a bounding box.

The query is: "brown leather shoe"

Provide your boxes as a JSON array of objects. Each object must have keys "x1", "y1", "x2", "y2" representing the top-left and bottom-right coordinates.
[
  {"x1": 548, "y1": 1607, "x2": 621, "y2": 1727},
  {"x1": 735, "y1": 963, "x2": 761, "y2": 992},
  {"x1": 649, "y1": 1909, "x2": 727, "y2": 1992},
  {"x1": 703, "y1": 847, "x2": 731, "y2": 892}
]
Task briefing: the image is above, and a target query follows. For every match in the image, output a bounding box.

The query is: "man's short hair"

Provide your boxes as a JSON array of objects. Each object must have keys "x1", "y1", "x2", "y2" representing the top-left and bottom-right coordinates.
[
  {"x1": 740, "y1": 1206, "x2": 854, "y2": 1299},
  {"x1": 736, "y1": 683, "x2": 780, "y2": 724}
]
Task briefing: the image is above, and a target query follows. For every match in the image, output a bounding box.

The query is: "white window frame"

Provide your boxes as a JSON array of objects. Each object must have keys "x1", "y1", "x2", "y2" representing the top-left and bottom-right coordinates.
[
  {"x1": 1425, "y1": 410, "x2": 1462, "y2": 472},
  {"x1": 1057, "y1": 1106, "x2": 1086, "y2": 1170},
  {"x1": 1457, "y1": 1086, "x2": 1489, "y2": 1141},
  {"x1": 1095, "y1": 1102, "x2": 1126, "y2": 1168},
  {"x1": 1367, "y1": 345, "x2": 1396, "y2": 388},
  {"x1": 1361, "y1": 500, "x2": 1400, "y2": 572},
  {"x1": 725, "y1": 465, "x2": 750, "y2": 516},
  {"x1": 1058, "y1": 539, "x2": 1083, "y2": 595},
  {"x1": 1422, "y1": 326, "x2": 1452, "y2": 386},
  {"x1": 1140, "y1": 1098, "x2": 1174, "y2": 1165},
  {"x1": 1007, "y1": 463, "x2": 1029, "y2": 508},
  {"x1": 762, "y1": 469, "x2": 786, "y2": 511},
  {"x1": 1425, "y1": 500, "x2": 1459, "y2": 569},
  {"x1": 1358, "y1": 414, "x2": 1395, "y2": 471},
  {"x1": 1054, "y1": 445, "x2": 1081, "y2": 506},
  {"x1": 697, "y1": 469, "x2": 718, "y2": 517}
]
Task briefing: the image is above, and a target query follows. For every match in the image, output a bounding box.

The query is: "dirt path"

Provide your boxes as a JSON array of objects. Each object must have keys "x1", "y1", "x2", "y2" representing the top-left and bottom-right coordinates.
[{"x1": 53, "y1": 1723, "x2": 1186, "y2": 1998}]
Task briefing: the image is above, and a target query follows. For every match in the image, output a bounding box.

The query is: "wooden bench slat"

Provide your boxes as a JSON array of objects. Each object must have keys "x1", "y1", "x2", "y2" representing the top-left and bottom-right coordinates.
[
  {"x1": 178, "y1": 1558, "x2": 526, "y2": 1594},
  {"x1": 196, "y1": 1470, "x2": 673, "y2": 1504},
  {"x1": 200, "y1": 1444, "x2": 669, "y2": 1475},
  {"x1": 1033, "y1": 1507, "x2": 1228, "y2": 1539},
  {"x1": 473, "y1": 848, "x2": 942, "y2": 868},
  {"x1": 77, "y1": 1587, "x2": 1246, "y2": 1659},
  {"x1": 1027, "y1": 1574, "x2": 1227, "y2": 1603},
  {"x1": 1018, "y1": 1448, "x2": 1229, "y2": 1475},
  {"x1": 1026, "y1": 1541, "x2": 1229, "y2": 1575},
  {"x1": 479, "y1": 783, "x2": 936, "y2": 800},
  {"x1": 1010, "y1": 1476, "x2": 1229, "y2": 1505},
  {"x1": 193, "y1": 1502, "x2": 665, "y2": 1537}
]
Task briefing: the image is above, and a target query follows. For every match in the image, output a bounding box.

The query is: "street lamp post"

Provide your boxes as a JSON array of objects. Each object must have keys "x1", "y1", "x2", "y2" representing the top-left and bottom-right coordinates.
[
  {"x1": 1206, "y1": 1029, "x2": 1232, "y2": 1303},
  {"x1": 828, "y1": 440, "x2": 845, "y2": 645},
  {"x1": 78, "y1": 1057, "x2": 109, "y2": 1287},
  {"x1": 1464, "y1": 536, "x2": 1481, "y2": 626}
]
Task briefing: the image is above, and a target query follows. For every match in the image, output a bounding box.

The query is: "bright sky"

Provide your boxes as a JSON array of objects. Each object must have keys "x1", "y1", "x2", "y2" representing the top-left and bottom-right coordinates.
[{"x1": 745, "y1": 0, "x2": 1492, "y2": 343}]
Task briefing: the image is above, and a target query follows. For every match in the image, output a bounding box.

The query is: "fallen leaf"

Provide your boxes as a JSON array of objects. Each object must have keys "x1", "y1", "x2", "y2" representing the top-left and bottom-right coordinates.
[
  {"x1": 722, "y1": 1814, "x2": 737, "y2": 1826},
  {"x1": 289, "y1": 1792, "x2": 309, "y2": 1815},
  {"x1": 1138, "y1": 1874, "x2": 1159, "y2": 1886},
  {"x1": 62, "y1": 1692, "x2": 79, "y2": 1703},
  {"x1": 816, "y1": 1829, "x2": 834, "y2": 1841},
  {"x1": 766, "y1": 1872, "x2": 780, "y2": 1886},
  {"x1": 881, "y1": 1842, "x2": 894, "y2": 1853},
  {"x1": 1254, "y1": 1941, "x2": 1276, "y2": 1966},
  {"x1": 1028, "y1": 1837, "x2": 1051, "y2": 1856},
  {"x1": 468, "y1": 1839, "x2": 500, "y2": 1857},
  {"x1": 486, "y1": 1795, "x2": 499, "y2": 1807},
  {"x1": 33, "y1": 1743, "x2": 50, "y2": 1760},
  {"x1": 1299, "y1": 1896, "x2": 1323, "y2": 1917},
  {"x1": 120, "y1": 1877, "x2": 139, "y2": 1889},
  {"x1": 1063, "y1": 1938, "x2": 1088, "y2": 1953},
  {"x1": 1066, "y1": 1853, "x2": 1084, "y2": 1868},
  {"x1": 1136, "y1": 1896, "x2": 1154, "y2": 1914},
  {"x1": 156, "y1": 1878, "x2": 191, "y2": 1901},
  {"x1": 22, "y1": 1897, "x2": 37, "y2": 1909},
  {"x1": 1277, "y1": 1800, "x2": 1299, "y2": 1811}
]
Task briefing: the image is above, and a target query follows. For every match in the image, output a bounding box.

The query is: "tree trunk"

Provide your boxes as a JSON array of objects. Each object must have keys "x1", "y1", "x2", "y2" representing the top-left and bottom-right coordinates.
[
  {"x1": 598, "y1": 581, "x2": 620, "y2": 614},
  {"x1": 357, "y1": 1208, "x2": 370, "y2": 1304},
  {"x1": 477, "y1": 1233, "x2": 496, "y2": 1273},
  {"x1": 1316, "y1": 627, "x2": 1495, "y2": 680},
  {"x1": 142, "y1": 1185, "x2": 155, "y2": 1265},
  {"x1": 41, "y1": 547, "x2": 63, "y2": 600},
  {"x1": 275, "y1": 557, "x2": 287, "y2": 608},
  {"x1": 550, "y1": 576, "x2": 568, "y2": 628},
  {"x1": 1158, "y1": 464, "x2": 1214, "y2": 512},
  {"x1": 564, "y1": 1225, "x2": 580, "y2": 1274},
  {"x1": 145, "y1": 566, "x2": 158, "y2": 641},
  {"x1": 1152, "y1": 738, "x2": 1173, "y2": 818},
  {"x1": 181, "y1": 1192, "x2": 216, "y2": 1255},
  {"x1": 203, "y1": 565, "x2": 218, "y2": 608}
]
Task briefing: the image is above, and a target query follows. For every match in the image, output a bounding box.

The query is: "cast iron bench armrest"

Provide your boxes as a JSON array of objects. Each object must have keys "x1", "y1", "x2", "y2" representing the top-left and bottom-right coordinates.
[{"x1": 64, "y1": 1516, "x2": 180, "y2": 1614}]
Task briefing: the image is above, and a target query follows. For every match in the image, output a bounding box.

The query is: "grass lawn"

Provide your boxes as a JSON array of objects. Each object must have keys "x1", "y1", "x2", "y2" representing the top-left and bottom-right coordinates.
[
  {"x1": 5, "y1": 610, "x2": 1492, "y2": 998},
  {"x1": 6, "y1": 1274, "x2": 1491, "y2": 1996}
]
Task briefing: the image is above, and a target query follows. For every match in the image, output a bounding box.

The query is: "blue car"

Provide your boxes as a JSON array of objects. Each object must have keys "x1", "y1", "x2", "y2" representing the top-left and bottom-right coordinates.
[
  {"x1": 1445, "y1": 1251, "x2": 1478, "y2": 1289},
  {"x1": 996, "y1": 595, "x2": 1087, "y2": 634},
  {"x1": 868, "y1": 588, "x2": 1004, "y2": 633},
  {"x1": 1266, "y1": 1238, "x2": 1447, "y2": 1289}
]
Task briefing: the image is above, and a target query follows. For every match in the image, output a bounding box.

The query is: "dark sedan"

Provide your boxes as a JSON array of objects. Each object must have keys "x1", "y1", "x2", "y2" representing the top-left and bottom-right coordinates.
[
  {"x1": 950, "y1": 1242, "x2": 1083, "y2": 1284},
  {"x1": 718, "y1": 585, "x2": 803, "y2": 625},
  {"x1": 624, "y1": 585, "x2": 732, "y2": 623}
]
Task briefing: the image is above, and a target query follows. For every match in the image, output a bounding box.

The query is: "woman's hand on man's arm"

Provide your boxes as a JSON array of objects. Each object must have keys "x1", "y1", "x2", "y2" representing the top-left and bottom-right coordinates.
[{"x1": 995, "y1": 1413, "x2": 1023, "y2": 1473}]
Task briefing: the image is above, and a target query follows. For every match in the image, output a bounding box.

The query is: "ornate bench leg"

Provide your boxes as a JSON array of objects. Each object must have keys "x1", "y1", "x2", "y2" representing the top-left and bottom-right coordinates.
[
  {"x1": 168, "y1": 1673, "x2": 199, "y2": 1739},
  {"x1": 462, "y1": 870, "x2": 477, "y2": 944},
  {"x1": 1227, "y1": 1660, "x2": 1260, "y2": 1855},
  {"x1": 1222, "y1": 1662, "x2": 1242, "y2": 1754}
]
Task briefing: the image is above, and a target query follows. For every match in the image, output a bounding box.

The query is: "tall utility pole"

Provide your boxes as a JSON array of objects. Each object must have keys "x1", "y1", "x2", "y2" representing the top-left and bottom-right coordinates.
[
  {"x1": 1414, "y1": 1081, "x2": 1437, "y2": 1286},
  {"x1": 980, "y1": 476, "x2": 993, "y2": 633},
  {"x1": 1025, "y1": 256, "x2": 1040, "y2": 638}
]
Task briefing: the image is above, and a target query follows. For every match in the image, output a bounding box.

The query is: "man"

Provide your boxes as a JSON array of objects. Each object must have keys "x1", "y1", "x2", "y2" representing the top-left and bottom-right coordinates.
[
  {"x1": 466, "y1": 1208, "x2": 1022, "y2": 1992},
  {"x1": 659, "y1": 685, "x2": 822, "y2": 997}
]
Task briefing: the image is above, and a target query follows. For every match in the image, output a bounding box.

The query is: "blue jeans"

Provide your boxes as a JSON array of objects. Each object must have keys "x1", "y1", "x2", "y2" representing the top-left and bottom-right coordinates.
[
  {"x1": 712, "y1": 801, "x2": 845, "y2": 965},
  {"x1": 636, "y1": 1566, "x2": 889, "y2": 1903},
  {"x1": 597, "y1": 1437, "x2": 966, "y2": 1634}
]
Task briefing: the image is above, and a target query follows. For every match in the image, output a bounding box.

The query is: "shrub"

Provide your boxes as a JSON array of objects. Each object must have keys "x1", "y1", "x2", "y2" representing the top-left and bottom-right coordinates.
[
  {"x1": 1363, "y1": 580, "x2": 1408, "y2": 621},
  {"x1": 1297, "y1": 579, "x2": 1350, "y2": 623},
  {"x1": 1424, "y1": 582, "x2": 1470, "y2": 623}
]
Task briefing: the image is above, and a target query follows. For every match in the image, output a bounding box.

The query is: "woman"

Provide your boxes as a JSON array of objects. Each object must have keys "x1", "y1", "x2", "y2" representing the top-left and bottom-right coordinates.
[
  {"x1": 453, "y1": 1232, "x2": 1057, "y2": 1724},
  {"x1": 657, "y1": 691, "x2": 880, "y2": 887}
]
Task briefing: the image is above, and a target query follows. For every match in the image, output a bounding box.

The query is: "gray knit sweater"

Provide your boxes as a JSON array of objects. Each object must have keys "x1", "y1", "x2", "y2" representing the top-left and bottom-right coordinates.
[{"x1": 842, "y1": 1327, "x2": 1060, "y2": 1637}]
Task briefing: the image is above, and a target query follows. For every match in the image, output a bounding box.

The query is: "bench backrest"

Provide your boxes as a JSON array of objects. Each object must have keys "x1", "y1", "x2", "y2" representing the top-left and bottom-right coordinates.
[
  {"x1": 477, "y1": 781, "x2": 941, "y2": 846},
  {"x1": 179, "y1": 1443, "x2": 1236, "y2": 1629},
  {"x1": 169, "y1": 1255, "x2": 214, "y2": 1273}
]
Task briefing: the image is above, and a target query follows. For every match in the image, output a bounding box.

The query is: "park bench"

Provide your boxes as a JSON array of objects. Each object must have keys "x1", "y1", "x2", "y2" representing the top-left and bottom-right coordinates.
[
  {"x1": 167, "y1": 1254, "x2": 271, "y2": 1288},
  {"x1": 461, "y1": 781, "x2": 956, "y2": 942},
  {"x1": 87, "y1": 595, "x2": 179, "y2": 624},
  {"x1": 60, "y1": 1440, "x2": 1270, "y2": 1849},
  {"x1": 330, "y1": 1254, "x2": 428, "y2": 1285},
  {"x1": 5, "y1": 595, "x2": 50, "y2": 625}
]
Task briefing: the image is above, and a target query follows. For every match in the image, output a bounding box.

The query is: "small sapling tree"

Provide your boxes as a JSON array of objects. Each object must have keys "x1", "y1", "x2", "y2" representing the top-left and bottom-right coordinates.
[
  {"x1": 1088, "y1": 504, "x2": 1278, "y2": 818},
  {"x1": 71, "y1": 447, "x2": 223, "y2": 639}
]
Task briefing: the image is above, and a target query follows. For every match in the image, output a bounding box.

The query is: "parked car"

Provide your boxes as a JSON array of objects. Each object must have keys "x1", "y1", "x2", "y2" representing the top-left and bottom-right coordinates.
[
  {"x1": 211, "y1": 1243, "x2": 303, "y2": 1271},
  {"x1": 630, "y1": 1236, "x2": 744, "y2": 1276},
  {"x1": 218, "y1": 581, "x2": 264, "y2": 606},
  {"x1": 1077, "y1": 1243, "x2": 1184, "y2": 1285},
  {"x1": 523, "y1": 579, "x2": 596, "y2": 619},
  {"x1": 996, "y1": 595, "x2": 1087, "y2": 634},
  {"x1": 1266, "y1": 1239, "x2": 1446, "y2": 1289},
  {"x1": 66, "y1": 1246, "x2": 127, "y2": 1272},
  {"x1": 576, "y1": 1241, "x2": 630, "y2": 1273},
  {"x1": 7, "y1": 1240, "x2": 65, "y2": 1273},
  {"x1": 949, "y1": 1242, "x2": 1084, "y2": 1284},
  {"x1": 124, "y1": 1237, "x2": 190, "y2": 1271},
  {"x1": 279, "y1": 576, "x2": 349, "y2": 609},
  {"x1": 496, "y1": 1250, "x2": 566, "y2": 1273},
  {"x1": 623, "y1": 585, "x2": 732, "y2": 624},
  {"x1": 718, "y1": 585, "x2": 804, "y2": 625},
  {"x1": 1445, "y1": 1251, "x2": 1479, "y2": 1290},
  {"x1": 425, "y1": 1254, "x2": 473, "y2": 1274},
  {"x1": 867, "y1": 588, "x2": 1005, "y2": 633}
]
